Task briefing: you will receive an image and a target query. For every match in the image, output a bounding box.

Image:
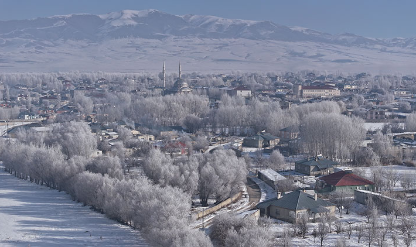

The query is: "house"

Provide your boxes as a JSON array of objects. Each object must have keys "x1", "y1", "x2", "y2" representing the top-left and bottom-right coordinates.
[
  {"x1": 243, "y1": 135, "x2": 263, "y2": 148},
  {"x1": 256, "y1": 190, "x2": 335, "y2": 223},
  {"x1": 243, "y1": 133, "x2": 279, "y2": 148},
  {"x1": 315, "y1": 170, "x2": 375, "y2": 193},
  {"x1": 279, "y1": 125, "x2": 300, "y2": 140},
  {"x1": 137, "y1": 134, "x2": 155, "y2": 142},
  {"x1": 228, "y1": 85, "x2": 252, "y2": 98},
  {"x1": 257, "y1": 169, "x2": 287, "y2": 190},
  {"x1": 366, "y1": 108, "x2": 387, "y2": 120},
  {"x1": 161, "y1": 141, "x2": 188, "y2": 156},
  {"x1": 295, "y1": 156, "x2": 338, "y2": 176}
]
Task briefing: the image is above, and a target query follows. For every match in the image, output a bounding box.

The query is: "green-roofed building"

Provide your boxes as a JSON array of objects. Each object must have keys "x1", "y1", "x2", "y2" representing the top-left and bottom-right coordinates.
[
  {"x1": 295, "y1": 156, "x2": 338, "y2": 176},
  {"x1": 256, "y1": 190, "x2": 335, "y2": 223},
  {"x1": 242, "y1": 132, "x2": 279, "y2": 148}
]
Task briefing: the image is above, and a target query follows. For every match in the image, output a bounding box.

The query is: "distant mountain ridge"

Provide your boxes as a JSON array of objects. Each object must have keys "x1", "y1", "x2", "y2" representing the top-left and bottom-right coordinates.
[
  {"x1": 1, "y1": 9, "x2": 416, "y2": 73},
  {"x1": 1, "y1": 9, "x2": 414, "y2": 47}
]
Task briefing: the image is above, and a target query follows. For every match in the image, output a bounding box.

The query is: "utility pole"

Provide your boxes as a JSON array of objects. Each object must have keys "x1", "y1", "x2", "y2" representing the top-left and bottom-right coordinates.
[{"x1": 202, "y1": 207, "x2": 205, "y2": 230}]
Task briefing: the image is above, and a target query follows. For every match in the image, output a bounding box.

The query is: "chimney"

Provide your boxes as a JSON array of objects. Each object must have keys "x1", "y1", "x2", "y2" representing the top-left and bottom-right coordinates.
[
  {"x1": 277, "y1": 192, "x2": 282, "y2": 199},
  {"x1": 314, "y1": 193, "x2": 318, "y2": 201}
]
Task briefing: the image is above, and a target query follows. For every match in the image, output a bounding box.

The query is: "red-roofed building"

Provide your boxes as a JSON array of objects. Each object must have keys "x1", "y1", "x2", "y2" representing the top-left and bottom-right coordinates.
[
  {"x1": 161, "y1": 141, "x2": 189, "y2": 157},
  {"x1": 315, "y1": 170, "x2": 375, "y2": 193}
]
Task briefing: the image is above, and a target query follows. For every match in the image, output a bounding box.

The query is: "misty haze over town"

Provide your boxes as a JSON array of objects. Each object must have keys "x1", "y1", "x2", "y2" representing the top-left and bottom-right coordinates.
[{"x1": 1, "y1": 1, "x2": 416, "y2": 247}]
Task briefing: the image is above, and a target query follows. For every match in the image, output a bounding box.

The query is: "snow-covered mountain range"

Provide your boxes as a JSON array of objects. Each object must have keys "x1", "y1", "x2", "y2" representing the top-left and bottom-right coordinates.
[{"x1": 1, "y1": 9, "x2": 416, "y2": 73}]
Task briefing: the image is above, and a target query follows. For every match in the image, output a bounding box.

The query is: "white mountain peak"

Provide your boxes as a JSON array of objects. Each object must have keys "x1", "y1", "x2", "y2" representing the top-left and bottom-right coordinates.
[{"x1": 99, "y1": 9, "x2": 163, "y2": 27}]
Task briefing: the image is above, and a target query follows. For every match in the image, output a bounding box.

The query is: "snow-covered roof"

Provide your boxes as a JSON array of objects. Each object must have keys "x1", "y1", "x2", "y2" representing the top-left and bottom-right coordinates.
[{"x1": 259, "y1": 168, "x2": 286, "y2": 181}]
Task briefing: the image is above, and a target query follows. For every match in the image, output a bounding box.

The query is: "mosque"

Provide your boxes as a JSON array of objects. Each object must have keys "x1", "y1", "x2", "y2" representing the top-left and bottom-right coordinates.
[{"x1": 163, "y1": 62, "x2": 192, "y2": 95}]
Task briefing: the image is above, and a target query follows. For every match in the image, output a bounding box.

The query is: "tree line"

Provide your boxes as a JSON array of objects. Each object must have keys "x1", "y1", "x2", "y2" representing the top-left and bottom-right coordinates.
[{"x1": 0, "y1": 121, "x2": 213, "y2": 246}]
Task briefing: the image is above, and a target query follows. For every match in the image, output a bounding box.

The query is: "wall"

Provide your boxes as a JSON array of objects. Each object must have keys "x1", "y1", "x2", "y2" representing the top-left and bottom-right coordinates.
[{"x1": 195, "y1": 191, "x2": 243, "y2": 220}]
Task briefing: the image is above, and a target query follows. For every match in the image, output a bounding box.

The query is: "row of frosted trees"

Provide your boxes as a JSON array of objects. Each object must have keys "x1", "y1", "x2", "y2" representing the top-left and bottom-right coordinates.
[{"x1": 0, "y1": 121, "x2": 213, "y2": 246}]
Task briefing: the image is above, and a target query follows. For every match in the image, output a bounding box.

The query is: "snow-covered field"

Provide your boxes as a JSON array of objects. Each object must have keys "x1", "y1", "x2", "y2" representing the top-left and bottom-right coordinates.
[
  {"x1": 0, "y1": 167, "x2": 148, "y2": 247},
  {"x1": 3, "y1": 37, "x2": 416, "y2": 74}
]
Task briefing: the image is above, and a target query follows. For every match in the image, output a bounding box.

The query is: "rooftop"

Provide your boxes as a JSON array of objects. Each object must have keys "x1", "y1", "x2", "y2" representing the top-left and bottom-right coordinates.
[
  {"x1": 302, "y1": 86, "x2": 337, "y2": 90},
  {"x1": 296, "y1": 156, "x2": 338, "y2": 169},
  {"x1": 258, "y1": 168, "x2": 286, "y2": 182},
  {"x1": 319, "y1": 171, "x2": 374, "y2": 187},
  {"x1": 257, "y1": 190, "x2": 334, "y2": 211}
]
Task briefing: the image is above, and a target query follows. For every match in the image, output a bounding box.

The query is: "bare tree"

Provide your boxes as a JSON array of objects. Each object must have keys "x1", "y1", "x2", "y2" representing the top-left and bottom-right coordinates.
[
  {"x1": 317, "y1": 218, "x2": 329, "y2": 247},
  {"x1": 335, "y1": 237, "x2": 347, "y2": 247},
  {"x1": 329, "y1": 191, "x2": 347, "y2": 217},
  {"x1": 366, "y1": 224, "x2": 377, "y2": 247},
  {"x1": 324, "y1": 213, "x2": 335, "y2": 233},
  {"x1": 312, "y1": 228, "x2": 317, "y2": 243},
  {"x1": 386, "y1": 213, "x2": 395, "y2": 233},
  {"x1": 379, "y1": 222, "x2": 388, "y2": 242},
  {"x1": 383, "y1": 169, "x2": 401, "y2": 190},
  {"x1": 390, "y1": 234, "x2": 398, "y2": 247},
  {"x1": 356, "y1": 224, "x2": 364, "y2": 244},
  {"x1": 295, "y1": 214, "x2": 309, "y2": 238},
  {"x1": 403, "y1": 233, "x2": 413, "y2": 247},
  {"x1": 393, "y1": 201, "x2": 411, "y2": 219},
  {"x1": 346, "y1": 222, "x2": 353, "y2": 239},
  {"x1": 343, "y1": 197, "x2": 353, "y2": 214},
  {"x1": 334, "y1": 220, "x2": 343, "y2": 234},
  {"x1": 278, "y1": 227, "x2": 292, "y2": 247},
  {"x1": 401, "y1": 175, "x2": 414, "y2": 191}
]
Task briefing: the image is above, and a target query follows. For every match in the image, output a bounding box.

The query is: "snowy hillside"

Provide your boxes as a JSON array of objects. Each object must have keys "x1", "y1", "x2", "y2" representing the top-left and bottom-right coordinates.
[
  {"x1": 0, "y1": 167, "x2": 148, "y2": 247},
  {"x1": 0, "y1": 9, "x2": 416, "y2": 73}
]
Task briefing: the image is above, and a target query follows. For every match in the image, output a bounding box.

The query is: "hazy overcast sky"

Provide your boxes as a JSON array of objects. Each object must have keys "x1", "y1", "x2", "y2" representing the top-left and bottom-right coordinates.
[{"x1": 0, "y1": 0, "x2": 415, "y2": 38}]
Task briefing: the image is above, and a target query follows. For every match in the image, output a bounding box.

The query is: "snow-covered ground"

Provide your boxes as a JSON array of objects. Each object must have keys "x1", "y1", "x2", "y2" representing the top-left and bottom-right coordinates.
[
  {"x1": 0, "y1": 167, "x2": 148, "y2": 247},
  {"x1": 0, "y1": 121, "x2": 36, "y2": 136},
  {"x1": 363, "y1": 122, "x2": 386, "y2": 131},
  {"x1": 191, "y1": 183, "x2": 251, "y2": 229},
  {"x1": 248, "y1": 173, "x2": 277, "y2": 202},
  {"x1": 270, "y1": 200, "x2": 416, "y2": 246}
]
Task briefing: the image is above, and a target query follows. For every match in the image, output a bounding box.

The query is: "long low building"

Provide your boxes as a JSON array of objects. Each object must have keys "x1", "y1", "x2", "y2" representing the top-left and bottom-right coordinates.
[
  {"x1": 257, "y1": 168, "x2": 286, "y2": 190},
  {"x1": 296, "y1": 85, "x2": 341, "y2": 98}
]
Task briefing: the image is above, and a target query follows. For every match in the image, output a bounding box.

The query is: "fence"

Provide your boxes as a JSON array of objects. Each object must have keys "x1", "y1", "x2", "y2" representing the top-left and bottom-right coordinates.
[{"x1": 195, "y1": 191, "x2": 243, "y2": 220}]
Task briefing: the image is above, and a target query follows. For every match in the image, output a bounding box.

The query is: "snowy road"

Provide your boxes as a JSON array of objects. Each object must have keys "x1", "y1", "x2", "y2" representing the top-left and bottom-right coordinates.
[{"x1": 0, "y1": 168, "x2": 148, "y2": 247}]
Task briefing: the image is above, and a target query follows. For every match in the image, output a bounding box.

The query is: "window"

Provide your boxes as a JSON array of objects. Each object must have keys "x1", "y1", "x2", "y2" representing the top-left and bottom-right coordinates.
[{"x1": 275, "y1": 209, "x2": 280, "y2": 216}]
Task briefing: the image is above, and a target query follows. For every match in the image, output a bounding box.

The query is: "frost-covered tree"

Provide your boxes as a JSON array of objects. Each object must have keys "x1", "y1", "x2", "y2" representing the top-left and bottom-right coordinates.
[
  {"x1": 406, "y1": 112, "x2": 416, "y2": 132},
  {"x1": 268, "y1": 150, "x2": 286, "y2": 171},
  {"x1": 143, "y1": 149, "x2": 199, "y2": 194},
  {"x1": 198, "y1": 149, "x2": 247, "y2": 205},
  {"x1": 46, "y1": 121, "x2": 98, "y2": 158},
  {"x1": 301, "y1": 113, "x2": 365, "y2": 161},
  {"x1": 86, "y1": 156, "x2": 124, "y2": 180}
]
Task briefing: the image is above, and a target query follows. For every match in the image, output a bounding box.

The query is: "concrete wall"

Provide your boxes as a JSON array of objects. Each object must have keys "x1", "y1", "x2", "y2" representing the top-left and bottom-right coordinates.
[
  {"x1": 195, "y1": 191, "x2": 243, "y2": 220},
  {"x1": 354, "y1": 189, "x2": 402, "y2": 206}
]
